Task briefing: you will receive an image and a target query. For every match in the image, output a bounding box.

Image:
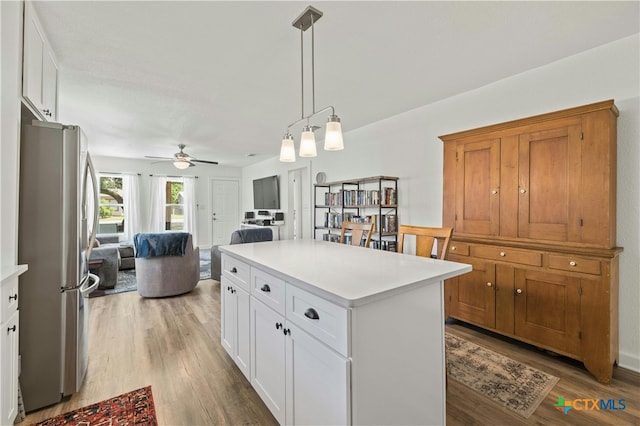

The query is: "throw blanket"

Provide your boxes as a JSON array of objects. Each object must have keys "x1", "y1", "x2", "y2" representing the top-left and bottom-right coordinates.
[{"x1": 134, "y1": 232, "x2": 190, "y2": 258}]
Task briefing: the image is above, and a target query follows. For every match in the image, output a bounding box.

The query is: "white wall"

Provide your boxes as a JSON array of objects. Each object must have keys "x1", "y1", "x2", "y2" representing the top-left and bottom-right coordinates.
[
  {"x1": 90, "y1": 156, "x2": 241, "y2": 249},
  {"x1": 0, "y1": 1, "x2": 23, "y2": 268},
  {"x1": 241, "y1": 35, "x2": 640, "y2": 371}
]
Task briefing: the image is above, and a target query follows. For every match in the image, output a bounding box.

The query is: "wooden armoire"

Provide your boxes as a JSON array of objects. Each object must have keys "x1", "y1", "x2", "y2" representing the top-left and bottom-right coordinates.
[{"x1": 440, "y1": 100, "x2": 622, "y2": 384}]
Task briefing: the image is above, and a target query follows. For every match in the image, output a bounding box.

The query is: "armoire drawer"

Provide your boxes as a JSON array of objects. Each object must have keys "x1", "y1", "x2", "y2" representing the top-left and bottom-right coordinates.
[
  {"x1": 448, "y1": 242, "x2": 470, "y2": 256},
  {"x1": 471, "y1": 245, "x2": 542, "y2": 267},
  {"x1": 548, "y1": 254, "x2": 601, "y2": 276}
]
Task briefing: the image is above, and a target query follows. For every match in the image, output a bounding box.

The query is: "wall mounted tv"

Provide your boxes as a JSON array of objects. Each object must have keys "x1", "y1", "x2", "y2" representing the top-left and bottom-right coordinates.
[{"x1": 253, "y1": 175, "x2": 280, "y2": 210}]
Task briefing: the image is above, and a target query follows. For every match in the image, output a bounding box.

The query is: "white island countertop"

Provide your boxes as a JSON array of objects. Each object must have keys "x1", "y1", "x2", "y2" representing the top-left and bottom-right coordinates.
[{"x1": 219, "y1": 239, "x2": 471, "y2": 307}]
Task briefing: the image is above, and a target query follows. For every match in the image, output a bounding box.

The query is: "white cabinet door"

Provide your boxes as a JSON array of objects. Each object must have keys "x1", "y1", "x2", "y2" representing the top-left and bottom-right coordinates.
[
  {"x1": 1, "y1": 311, "x2": 19, "y2": 425},
  {"x1": 42, "y1": 49, "x2": 58, "y2": 120},
  {"x1": 23, "y1": 10, "x2": 45, "y2": 111},
  {"x1": 235, "y1": 286, "x2": 250, "y2": 380},
  {"x1": 221, "y1": 277, "x2": 251, "y2": 380},
  {"x1": 250, "y1": 297, "x2": 285, "y2": 424},
  {"x1": 22, "y1": 2, "x2": 58, "y2": 121},
  {"x1": 220, "y1": 277, "x2": 235, "y2": 358},
  {"x1": 285, "y1": 322, "x2": 349, "y2": 426}
]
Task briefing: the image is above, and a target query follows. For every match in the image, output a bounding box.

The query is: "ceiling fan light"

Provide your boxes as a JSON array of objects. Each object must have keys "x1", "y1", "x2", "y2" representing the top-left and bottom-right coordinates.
[
  {"x1": 299, "y1": 126, "x2": 317, "y2": 157},
  {"x1": 279, "y1": 133, "x2": 296, "y2": 162},
  {"x1": 173, "y1": 160, "x2": 190, "y2": 169},
  {"x1": 324, "y1": 115, "x2": 344, "y2": 151}
]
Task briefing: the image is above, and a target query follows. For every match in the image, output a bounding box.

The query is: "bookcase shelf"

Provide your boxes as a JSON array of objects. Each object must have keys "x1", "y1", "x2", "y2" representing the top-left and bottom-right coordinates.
[{"x1": 313, "y1": 176, "x2": 398, "y2": 251}]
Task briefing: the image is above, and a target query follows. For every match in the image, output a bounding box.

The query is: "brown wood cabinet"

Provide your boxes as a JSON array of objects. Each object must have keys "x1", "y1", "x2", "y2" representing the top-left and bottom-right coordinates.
[{"x1": 441, "y1": 100, "x2": 622, "y2": 384}]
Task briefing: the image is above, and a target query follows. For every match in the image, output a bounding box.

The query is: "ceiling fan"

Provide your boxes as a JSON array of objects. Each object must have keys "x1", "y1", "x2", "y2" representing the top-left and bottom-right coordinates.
[{"x1": 145, "y1": 144, "x2": 219, "y2": 169}]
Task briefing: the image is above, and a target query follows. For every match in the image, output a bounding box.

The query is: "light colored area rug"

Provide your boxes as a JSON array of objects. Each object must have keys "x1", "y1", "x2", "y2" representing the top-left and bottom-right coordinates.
[{"x1": 445, "y1": 332, "x2": 560, "y2": 418}]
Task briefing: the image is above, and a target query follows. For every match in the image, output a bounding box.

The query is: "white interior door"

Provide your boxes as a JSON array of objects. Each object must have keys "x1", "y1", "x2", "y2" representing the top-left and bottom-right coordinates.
[{"x1": 211, "y1": 179, "x2": 239, "y2": 246}]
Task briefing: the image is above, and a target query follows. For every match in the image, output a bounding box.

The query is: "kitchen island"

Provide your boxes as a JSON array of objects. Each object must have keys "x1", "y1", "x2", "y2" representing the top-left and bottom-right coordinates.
[{"x1": 219, "y1": 239, "x2": 471, "y2": 425}]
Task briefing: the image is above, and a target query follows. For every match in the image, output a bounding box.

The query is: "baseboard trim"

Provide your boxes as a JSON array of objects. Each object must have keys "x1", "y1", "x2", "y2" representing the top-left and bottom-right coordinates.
[{"x1": 618, "y1": 350, "x2": 640, "y2": 374}]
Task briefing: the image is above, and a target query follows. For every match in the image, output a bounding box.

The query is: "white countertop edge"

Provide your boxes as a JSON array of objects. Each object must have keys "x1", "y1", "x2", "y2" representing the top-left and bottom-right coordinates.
[
  {"x1": 1, "y1": 264, "x2": 29, "y2": 282},
  {"x1": 220, "y1": 246, "x2": 472, "y2": 308}
]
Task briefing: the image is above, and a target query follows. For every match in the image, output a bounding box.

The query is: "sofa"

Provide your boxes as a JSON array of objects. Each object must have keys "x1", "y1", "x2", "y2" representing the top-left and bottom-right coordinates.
[
  {"x1": 88, "y1": 234, "x2": 136, "y2": 289},
  {"x1": 134, "y1": 232, "x2": 199, "y2": 298},
  {"x1": 210, "y1": 227, "x2": 273, "y2": 281}
]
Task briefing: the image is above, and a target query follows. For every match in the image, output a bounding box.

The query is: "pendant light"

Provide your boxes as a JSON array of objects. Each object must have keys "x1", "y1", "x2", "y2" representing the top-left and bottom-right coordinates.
[{"x1": 279, "y1": 5, "x2": 344, "y2": 162}]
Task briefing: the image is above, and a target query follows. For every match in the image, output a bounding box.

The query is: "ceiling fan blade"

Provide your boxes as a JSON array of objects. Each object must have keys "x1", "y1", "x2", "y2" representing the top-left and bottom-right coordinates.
[
  {"x1": 144, "y1": 155, "x2": 173, "y2": 160},
  {"x1": 192, "y1": 159, "x2": 219, "y2": 165}
]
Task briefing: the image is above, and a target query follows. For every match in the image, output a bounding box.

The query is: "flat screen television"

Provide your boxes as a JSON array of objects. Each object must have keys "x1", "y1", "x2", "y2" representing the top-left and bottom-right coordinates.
[{"x1": 253, "y1": 175, "x2": 280, "y2": 210}]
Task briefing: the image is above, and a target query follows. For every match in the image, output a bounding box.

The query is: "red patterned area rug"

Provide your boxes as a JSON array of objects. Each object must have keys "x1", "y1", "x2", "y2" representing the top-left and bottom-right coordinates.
[{"x1": 35, "y1": 386, "x2": 157, "y2": 425}]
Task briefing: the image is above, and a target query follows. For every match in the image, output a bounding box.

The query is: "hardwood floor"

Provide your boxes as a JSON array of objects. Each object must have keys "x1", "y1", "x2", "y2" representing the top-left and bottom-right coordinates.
[{"x1": 20, "y1": 280, "x2": 639, "y2": 425}]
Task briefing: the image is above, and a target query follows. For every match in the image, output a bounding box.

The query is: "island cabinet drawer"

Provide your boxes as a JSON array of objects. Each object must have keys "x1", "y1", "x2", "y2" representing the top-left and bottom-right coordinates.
[
  {"x1": 251, "y1": 268, "x2": 285, "y2": 315},
  {"x1": 286, "y1": 284, "x2": 349, "y2": 357},
  {"x1": 222, "y1": 255, "x2": 250, "y2": 290},
  {"x1": 448, "y1": 242, "x2": 470, "y2": 256},
  {"x1": 471, "y1": 245, "x2": 542, "y2": 267},
  {"x1": 548, "y1": 254, "x2": 601, "y2": 276}
]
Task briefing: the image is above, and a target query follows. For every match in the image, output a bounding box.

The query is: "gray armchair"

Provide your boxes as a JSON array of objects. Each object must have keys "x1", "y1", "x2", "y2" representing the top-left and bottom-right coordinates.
[
  {"x1": 211, "y1": 227, "x2": 273, "y2": 281},
  {"x1": 134, "y1": 233, "x2": 199, "y2": 298}
]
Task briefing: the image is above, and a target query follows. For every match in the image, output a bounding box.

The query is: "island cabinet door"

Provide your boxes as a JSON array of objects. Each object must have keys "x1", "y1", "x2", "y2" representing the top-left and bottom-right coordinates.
[
  {"x1": 220, "y1": 276, "x2": 236, "y2": 358},
  {"x1": 285, "y1": 322, "x2": 350, "y2": 426},
  {"x1": 250, "y1": 297, "x2": 286, "y2": 424}
]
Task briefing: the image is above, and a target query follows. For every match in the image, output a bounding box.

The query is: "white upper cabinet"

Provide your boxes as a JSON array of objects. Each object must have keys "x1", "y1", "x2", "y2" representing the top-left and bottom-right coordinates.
[{"x1": 22, "y1": 2, "x2": 58, "y2": 121}]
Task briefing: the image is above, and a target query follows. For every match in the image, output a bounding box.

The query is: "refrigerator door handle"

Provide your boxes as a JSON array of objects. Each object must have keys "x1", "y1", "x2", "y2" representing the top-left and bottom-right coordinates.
[
  {"x1": 80, "y1": 273, "x2": 100, "y2": 296},
  {"x1": 84, "y1": 153, "x2": 100, "y2": 259}
]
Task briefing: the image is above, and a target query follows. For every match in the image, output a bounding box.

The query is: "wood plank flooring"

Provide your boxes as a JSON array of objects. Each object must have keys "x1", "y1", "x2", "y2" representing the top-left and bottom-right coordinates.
[{"x1": 20, "y1": 280, "x2": 639, "y2": 425}]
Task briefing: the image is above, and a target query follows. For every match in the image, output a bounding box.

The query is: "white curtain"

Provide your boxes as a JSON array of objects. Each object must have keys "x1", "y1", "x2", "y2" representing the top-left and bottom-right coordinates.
[
  {"x1": 122, "y1": 174, "x2": 142, "y2": 241},
  {"x1": 183, "y1": 177, "x2": 198, "y2": 244},
  {"x1": 148, "y1": 176, "x2": 167, "y2": 232}
]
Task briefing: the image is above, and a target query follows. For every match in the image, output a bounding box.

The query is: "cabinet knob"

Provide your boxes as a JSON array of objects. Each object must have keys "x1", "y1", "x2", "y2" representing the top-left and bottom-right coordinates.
[
  {"x1": 9, "y1": 294, "x2": 17, "y2": 301},
  {"x1": 283, "y1": 328, "x2": 291, "y2": 336},
  {"x1": 450, "y1": 246, "x2": 456, "y2": 251},
  {"x1": 7, "y1": 325, "x2": 16, "y2": 333},
  {"x1": 569, "y1": 261, "x2": 577, "y2": 267},
  {"x1": 275, "y1": 323, "x2": 283, "y2": 330},
  {"x1": 230, "y1": 267, "x2": 237, "y2": 273},
  {"x1": 260, "y1": 284, "x2": 271, "y2": 293},
  {"x1": 515, "y1": 288, "x2": 523, "y2": 295},
  {"x1": 491, "y1": 189, "x2": 498, "y2": 195},
  {"x1": 486, "y1": 282, "x2": 492, "y2": 287},
  {"x1": 499, "y1": 252, "x2": 506, "y2": 257},
  {"x1": 520, "y1": 188, "x2": 527, "y2": 194}
]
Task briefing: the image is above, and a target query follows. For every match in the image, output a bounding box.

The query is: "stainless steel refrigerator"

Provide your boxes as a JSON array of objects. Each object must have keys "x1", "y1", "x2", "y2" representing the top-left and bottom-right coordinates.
[{"x1": 18, "y1": 120, "x2": 100, "y2": 412}]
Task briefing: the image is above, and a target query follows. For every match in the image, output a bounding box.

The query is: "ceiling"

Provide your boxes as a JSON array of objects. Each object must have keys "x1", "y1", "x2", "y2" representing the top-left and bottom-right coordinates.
[{"x1": 34, "y1": 1, "x2": 639, "y2": 168}]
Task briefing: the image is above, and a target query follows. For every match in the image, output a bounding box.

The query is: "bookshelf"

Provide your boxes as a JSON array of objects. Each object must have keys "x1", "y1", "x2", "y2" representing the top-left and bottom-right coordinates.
[{"x1": 313, "y1": 176, "x2": 398, "y2": 251}]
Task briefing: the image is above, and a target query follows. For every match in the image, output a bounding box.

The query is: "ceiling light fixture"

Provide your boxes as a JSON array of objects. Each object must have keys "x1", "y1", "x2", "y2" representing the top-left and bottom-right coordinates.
[
  {"x1": 279, "y1": 5, "x2": 344, "y2": 163},
  {"x1": 173, "y1": 160, "x2": 190, "y2": 169}
]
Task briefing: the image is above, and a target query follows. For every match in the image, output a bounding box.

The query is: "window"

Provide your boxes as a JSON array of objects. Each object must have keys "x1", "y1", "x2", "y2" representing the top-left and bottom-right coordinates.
[
  {"x1": 99, "y1": 176, "x2": 124, "y2": 234},
  {"x1": 165, "y1": 179, "x2": 184, "y2": 230}
]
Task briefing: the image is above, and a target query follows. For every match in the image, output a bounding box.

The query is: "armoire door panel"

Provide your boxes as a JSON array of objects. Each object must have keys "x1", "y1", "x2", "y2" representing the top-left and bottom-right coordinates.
[
  {"x1": 451, "y1": 258, "x2": 495, "y2": 328},
  {"x1": 514, "y1": 269, "x2": 581, "y2": 357},
  {"x1": 518, "y1": 123, "x2": 582, "y2": 242},
  {"x1": 455, "y1": 138, "x2": 500, "y2": 236}
]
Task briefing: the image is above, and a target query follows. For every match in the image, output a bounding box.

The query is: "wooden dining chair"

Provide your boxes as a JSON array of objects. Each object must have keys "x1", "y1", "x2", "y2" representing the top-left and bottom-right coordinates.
[
  {"x1": 340, "y1": 220, "x2": 376, "y2": 248},
  {"x1": 397, "y1": 225, "x2": 453, "y2": 259}
]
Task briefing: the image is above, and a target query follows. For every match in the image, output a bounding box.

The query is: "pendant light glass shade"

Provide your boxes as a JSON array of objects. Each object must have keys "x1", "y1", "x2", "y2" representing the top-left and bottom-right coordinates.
[
  {"x1": 173, "y1": 160, "x2": 190, "y2": 169},
  {"x1": 279, "y1": 133, "x2": 296, "y2": 162},
  {"x1": 324, "y1": 115, "x2": 344, "y2": 151},
  {"x1": 299, "y1": 126, "x2": 317, "y2": 157}
]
